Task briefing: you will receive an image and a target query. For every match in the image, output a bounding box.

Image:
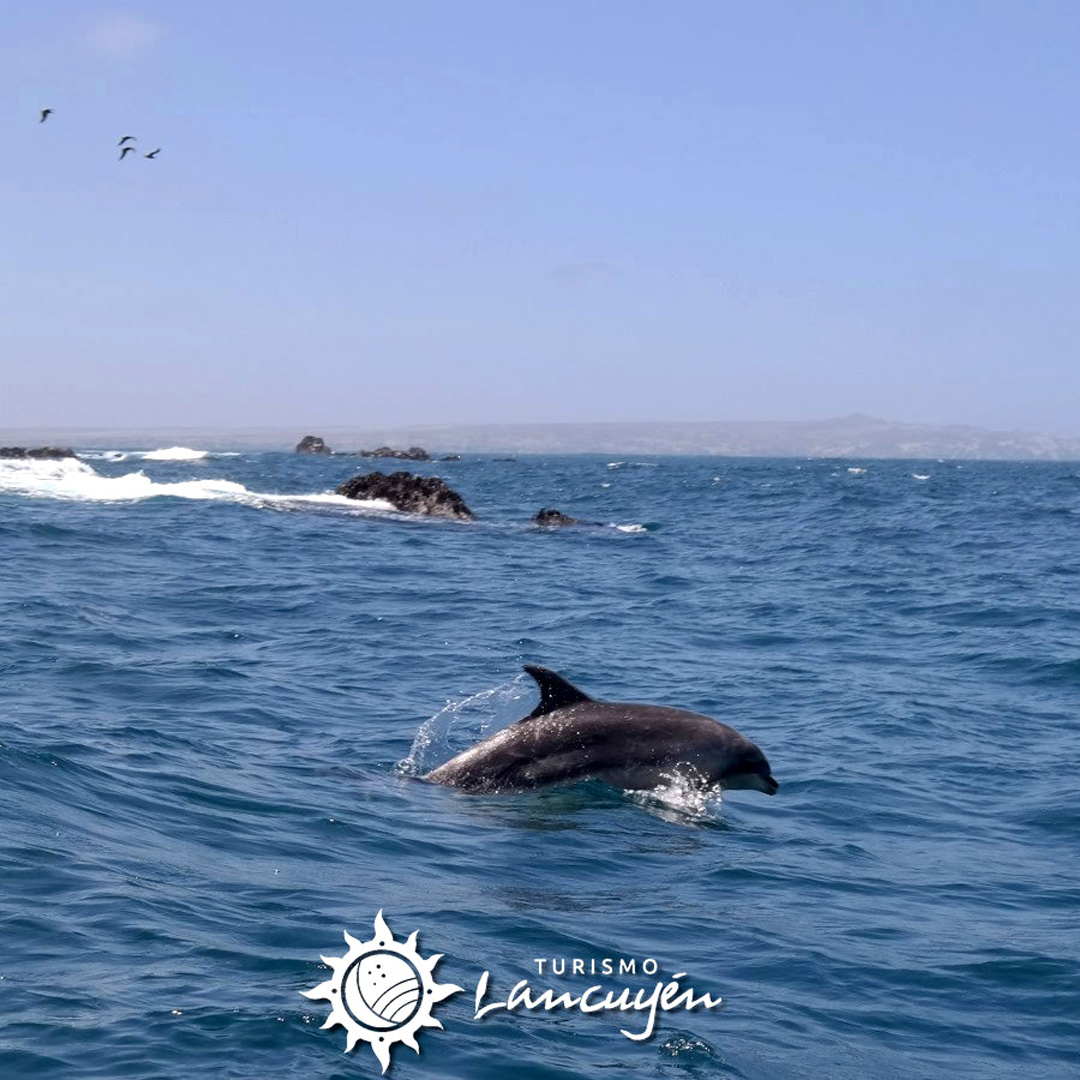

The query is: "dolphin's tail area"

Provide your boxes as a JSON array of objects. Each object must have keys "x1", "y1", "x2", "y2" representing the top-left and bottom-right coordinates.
[{"x1": 522, "y1": 665, "x2": 593, "y2": 720}]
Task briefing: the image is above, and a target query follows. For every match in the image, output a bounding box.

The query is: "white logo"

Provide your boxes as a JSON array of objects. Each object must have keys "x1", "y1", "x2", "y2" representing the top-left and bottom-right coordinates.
[{"x1": 302, "y1": 911, "x2": 463, "y2": 1072}]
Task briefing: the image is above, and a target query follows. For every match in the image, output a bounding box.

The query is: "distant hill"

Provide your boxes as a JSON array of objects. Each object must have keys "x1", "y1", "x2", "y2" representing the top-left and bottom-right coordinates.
[{"x1": 4, "y1": 415, "x2": 1080, "y2": 460}]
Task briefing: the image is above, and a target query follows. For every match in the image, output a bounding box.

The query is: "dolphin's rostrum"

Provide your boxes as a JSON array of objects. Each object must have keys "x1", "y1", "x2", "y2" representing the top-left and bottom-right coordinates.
[{"x1": 424, "y1": 666, "x2": 779, "y2": 796}]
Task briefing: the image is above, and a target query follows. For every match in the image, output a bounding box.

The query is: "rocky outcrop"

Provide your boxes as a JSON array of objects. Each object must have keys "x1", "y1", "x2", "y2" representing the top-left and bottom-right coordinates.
[
  {"x1": 296, "y1": 435, "x2": 331, "y2": 455},
  {"x1": 0, "y1": 446, "x2": 76, "y2": 460},
  {"x1": 294, "y1": 437, "x2": 439, "y2": 460},
  {"x1": 532, "y1": 508, "x2": 582, "y2": 527},
  {"x1": 440, "y1": 454, "x2": 462, "y2": 461},
  {"x1": 356, "y1": 446, "x2": 431, "y2": 461},
  {"x1": 336, "y1": 471, "x2": 474, "y2": 520}
]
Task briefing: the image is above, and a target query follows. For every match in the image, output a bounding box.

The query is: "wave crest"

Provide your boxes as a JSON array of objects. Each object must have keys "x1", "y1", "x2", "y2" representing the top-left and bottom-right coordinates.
[
  {"x1": 141, "y1": 446, "x2": 209, "y2": 461},
  {"x1": 0, "y1": 456, "x2": 393, "y2": 512}
]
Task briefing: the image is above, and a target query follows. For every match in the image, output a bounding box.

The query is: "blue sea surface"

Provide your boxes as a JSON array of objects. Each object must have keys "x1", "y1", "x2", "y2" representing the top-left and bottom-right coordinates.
[{"x1": 1, "y1": 450, "x2": 1078, "y2": 1079}]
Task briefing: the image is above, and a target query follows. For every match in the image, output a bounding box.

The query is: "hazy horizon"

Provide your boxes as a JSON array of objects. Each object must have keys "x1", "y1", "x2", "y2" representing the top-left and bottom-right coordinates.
[
  {"x1": 5, "y1": 4, "x2": 1080, "y2": 435},
  {"x1": 6, "y1": 413, "x2": 1080, "y2": 461}
]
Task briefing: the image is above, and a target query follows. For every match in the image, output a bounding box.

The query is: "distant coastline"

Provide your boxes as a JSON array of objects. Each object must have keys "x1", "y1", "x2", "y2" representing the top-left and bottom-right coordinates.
[{"x1": 3, "y1": 415, "x2": 1079, "y2": 461}]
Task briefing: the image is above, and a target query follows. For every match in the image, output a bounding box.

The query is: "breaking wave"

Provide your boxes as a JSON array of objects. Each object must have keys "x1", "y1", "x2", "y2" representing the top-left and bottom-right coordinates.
[
  {"x1": 141, "y1": 446, "x2": 210, "y2": 461},
  {"x1": 0, "y1": 456, "x2": 392, "y2": 512},
  {"x1": 79, "y1": 448, "x2": 241, "y2": 462}
]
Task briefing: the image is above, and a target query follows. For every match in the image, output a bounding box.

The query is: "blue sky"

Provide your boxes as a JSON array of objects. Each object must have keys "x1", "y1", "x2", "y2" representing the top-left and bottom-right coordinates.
[{"x1": 3, "y1": 2, "x2": 1080, "y2": 433}]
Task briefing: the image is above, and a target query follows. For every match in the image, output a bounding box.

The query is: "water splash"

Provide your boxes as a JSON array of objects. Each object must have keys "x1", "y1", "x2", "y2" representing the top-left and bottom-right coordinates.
[
  {"x1": 625, "y1": 768, "x2": 724, "y2": 825},
  {"x1": 397, "y1": 675, "x2": 535, "y2": 777}
]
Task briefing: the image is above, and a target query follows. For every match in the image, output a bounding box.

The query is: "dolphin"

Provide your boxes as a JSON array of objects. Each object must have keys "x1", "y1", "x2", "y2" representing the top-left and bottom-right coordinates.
[{"x1": 423, "y1": 666, "x2": 779, "y2": 796}]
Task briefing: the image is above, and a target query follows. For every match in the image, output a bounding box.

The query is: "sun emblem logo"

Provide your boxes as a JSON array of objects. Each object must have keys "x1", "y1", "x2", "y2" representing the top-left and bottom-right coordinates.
[{"x1": 302, "y1": 910, "x2": 463, "y2": 1072}]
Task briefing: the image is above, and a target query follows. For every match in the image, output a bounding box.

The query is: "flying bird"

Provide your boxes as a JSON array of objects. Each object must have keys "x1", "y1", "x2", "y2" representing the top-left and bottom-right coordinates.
[
  {"x1": 144, "y1": 148, "x2": 161, "y2": 159},
  {"x1": 119, "y1": 146, "x2": 136, "y2": 160},
  {"x1": 39, "y1": 108, "x2": 52, "y2": 123},
  {"x1": 118, "y1": 136, "x2": 136, "y2": 147}
]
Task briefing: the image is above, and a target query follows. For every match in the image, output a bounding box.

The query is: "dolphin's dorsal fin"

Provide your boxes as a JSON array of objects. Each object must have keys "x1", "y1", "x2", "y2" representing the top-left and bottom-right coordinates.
[{"x1": 522, "y1": 665, "x2": 593, "y2": 720}]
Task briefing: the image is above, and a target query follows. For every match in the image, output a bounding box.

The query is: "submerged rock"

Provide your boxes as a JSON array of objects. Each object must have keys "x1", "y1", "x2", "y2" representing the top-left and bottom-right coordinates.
[
  {"x1": 0, "y1": 446, "x2": 75, "y2": 460},
  {"x1": 336, "y1": 471, "x2": 474, "y2": 519},
  {"x1": 296, "y1": 435, "x2": 331, "y2": 455},
  {"x1": 532, "y1": 508, "x2": 606, "y2": 528},
  {"x1": 532, "y1": 508, "x2": 581, "y2": 527},
  {"x1": 356, "y1": 446, "x2": 431, "y2": 461},
  {"x1": 440, "y1": 454, "x2": 462, "y2": 461}
]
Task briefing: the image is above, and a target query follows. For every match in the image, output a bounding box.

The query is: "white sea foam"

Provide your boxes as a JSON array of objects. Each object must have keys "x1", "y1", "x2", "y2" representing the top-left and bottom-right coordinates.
[
  {"x1": 614, "y1": 523, "x2": 648, "y2": 533},
  {"x1": 140, "y1": 446, "x2": 210, "y2": 461},
  {"x1": 912, "y1": 473, "x2": 931, "y2": 481},
  {"x1": 79, "y1": 448, "x2": 240, "y2": 462},
  {"x1": 847, "y1": 466, "x2": 867, "y2": 475},
  {"x1": 0, "y1": 456, "x2": 393, "y2": 512},
  {"x1": 608, "y1": 461, "x2": 658, "y2": 470}
]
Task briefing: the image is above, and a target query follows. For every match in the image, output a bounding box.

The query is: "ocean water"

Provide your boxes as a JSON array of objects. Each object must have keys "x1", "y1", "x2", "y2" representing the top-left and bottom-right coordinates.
[{"x1": 1, "y1": 450, "x2": 1077, "y2": 1079}]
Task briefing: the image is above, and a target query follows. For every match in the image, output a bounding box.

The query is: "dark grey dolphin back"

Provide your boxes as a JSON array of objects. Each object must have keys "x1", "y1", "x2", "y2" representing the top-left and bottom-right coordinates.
[{"x1": 522, "y1": 665, "x2": 593, "y2": 720}]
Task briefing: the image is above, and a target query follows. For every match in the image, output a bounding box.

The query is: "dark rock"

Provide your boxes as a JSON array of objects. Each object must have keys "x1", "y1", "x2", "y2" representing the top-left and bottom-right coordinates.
[
  {"x1": 336, "y1": 471, "x2": 474, "y2": 520},
  {"x1": 493, "y1": 457, "x2": 517, "y2": 462},
  {"x1": 0, "y1": 446, "x2": 76, "y2": 460},
  {"x1": 533, "y1": 508, "x2": 581, "y2": 527},
  {"x1": 440, "y1": 454, "x2": 462, "y2": 461},
  {"x1": 296, "y1": 435, "x2": 331, "y2": 455},
  {"x1": 357, "y1": 446, "x2": 431, "y2": 461}
]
